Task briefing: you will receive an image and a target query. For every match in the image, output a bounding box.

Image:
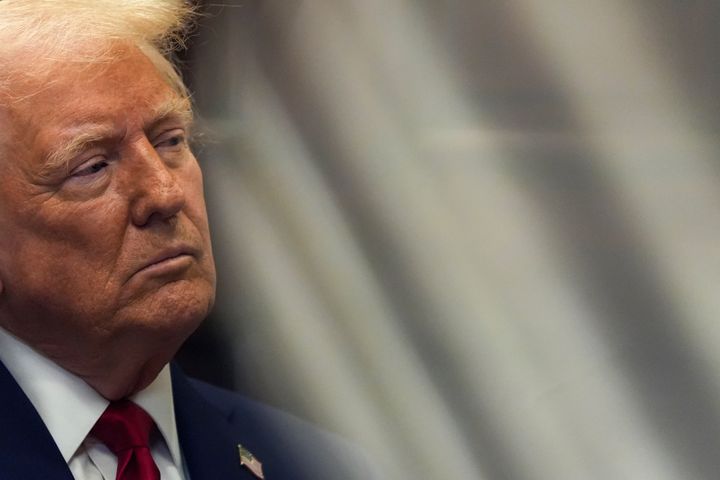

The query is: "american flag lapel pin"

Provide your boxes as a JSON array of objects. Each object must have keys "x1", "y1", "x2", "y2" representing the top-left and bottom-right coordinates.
[{"x1": 237, "y1": 444, "x2": 265, "y2": 479}]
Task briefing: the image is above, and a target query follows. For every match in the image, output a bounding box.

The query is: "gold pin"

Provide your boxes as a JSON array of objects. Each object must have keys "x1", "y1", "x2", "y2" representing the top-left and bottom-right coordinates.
[{"x1": 237, "y1": 444, "x2": 265, "y2": 479}]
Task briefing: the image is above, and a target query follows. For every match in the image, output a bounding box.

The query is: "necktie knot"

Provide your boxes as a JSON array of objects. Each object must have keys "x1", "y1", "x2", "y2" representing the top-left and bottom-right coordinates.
[
  {"x1": 92, "y1": 400, "x2": 155, "y2": 453},
  {"x1": 90, "y1": 400, "x2": 160, "y2": 480}
]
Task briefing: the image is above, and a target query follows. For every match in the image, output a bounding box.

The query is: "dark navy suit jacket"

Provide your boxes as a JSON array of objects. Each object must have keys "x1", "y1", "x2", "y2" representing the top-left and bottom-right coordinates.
[{"x1": 0, "y1": 361, "x2": 375, "y2": 479}]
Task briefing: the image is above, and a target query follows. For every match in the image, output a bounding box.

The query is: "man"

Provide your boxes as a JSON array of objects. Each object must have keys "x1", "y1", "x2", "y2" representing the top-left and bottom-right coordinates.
[{"x1": 0, "y1": 1, "x2": 374, "y2": 479}]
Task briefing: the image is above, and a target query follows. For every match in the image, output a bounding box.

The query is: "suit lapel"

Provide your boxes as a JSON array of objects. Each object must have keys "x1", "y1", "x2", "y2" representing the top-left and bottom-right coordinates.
[
  {"x1": 0, "y1": 360, "x2": 74, "y2": 480},
  {"x1": 171, "y1": 364, "x2": 256, "y2": 480}
]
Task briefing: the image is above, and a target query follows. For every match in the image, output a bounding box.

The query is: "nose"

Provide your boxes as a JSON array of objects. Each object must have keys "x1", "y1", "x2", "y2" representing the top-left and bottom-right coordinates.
[{"x1": 128, "y1": 140, "x2": 186, "y2": 227}]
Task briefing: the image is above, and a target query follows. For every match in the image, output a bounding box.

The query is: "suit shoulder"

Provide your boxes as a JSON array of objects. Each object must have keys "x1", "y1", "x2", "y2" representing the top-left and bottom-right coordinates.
[{"x1": 186, "y1": 378, "x2": 381, "y2": 480}]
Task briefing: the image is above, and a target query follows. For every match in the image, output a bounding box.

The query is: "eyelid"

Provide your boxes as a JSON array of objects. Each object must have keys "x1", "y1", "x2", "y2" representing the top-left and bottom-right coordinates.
[
  {"x1": 153, "y1": 128, "x2": 186, "y2": 147},
  {"x1": 68, "y1": 154, "x2": 108, "y2": 177}
]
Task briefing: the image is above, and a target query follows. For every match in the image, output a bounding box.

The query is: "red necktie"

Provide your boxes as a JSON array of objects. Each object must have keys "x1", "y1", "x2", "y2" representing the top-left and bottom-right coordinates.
[{"x1": 90, "y1": 400, "x2": 161, "y2": 480}]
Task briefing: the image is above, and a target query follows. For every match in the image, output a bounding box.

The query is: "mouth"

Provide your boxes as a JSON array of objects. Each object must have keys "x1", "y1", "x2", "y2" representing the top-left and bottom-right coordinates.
[{"x1": 132, "y1": 245, "x2": 198, "y2": 279}]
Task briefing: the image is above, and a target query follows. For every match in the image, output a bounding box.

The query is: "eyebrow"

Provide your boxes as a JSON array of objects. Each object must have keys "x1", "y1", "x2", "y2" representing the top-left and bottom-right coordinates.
[
  {"x1": 42, "y1": 128, "x2": 115, "y2": 177},
  {"x1": 149, "y1": 96, "x2": 194, "y2": 131},
  {"x1": 41, "y1": 96, "x2": 194, "y2": 177}
]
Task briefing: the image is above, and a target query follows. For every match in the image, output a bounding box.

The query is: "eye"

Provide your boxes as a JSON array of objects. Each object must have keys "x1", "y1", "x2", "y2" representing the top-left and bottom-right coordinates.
[
  {"x1": 70, "y1": 158, "x2": 109, "y2": 178},
  {"x1": 154, "y1": 129, "x2": 187, "y2": 151}
]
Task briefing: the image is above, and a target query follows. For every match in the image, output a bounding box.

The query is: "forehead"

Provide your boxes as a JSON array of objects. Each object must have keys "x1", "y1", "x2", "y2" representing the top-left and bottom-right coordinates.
[{"x1": 1, "y1": 46, "x2": 186, "y2": 161}]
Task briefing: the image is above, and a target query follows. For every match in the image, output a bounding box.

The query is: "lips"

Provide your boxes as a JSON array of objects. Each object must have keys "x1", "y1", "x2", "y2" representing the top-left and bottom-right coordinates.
[{"x1": 132, "y1": 244, "x2": 198, "y2": 278}]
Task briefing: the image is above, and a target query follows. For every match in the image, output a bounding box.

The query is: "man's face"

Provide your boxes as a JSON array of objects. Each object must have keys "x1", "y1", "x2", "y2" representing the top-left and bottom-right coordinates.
[{"x1": 0, "y1": 46, "x2": 216, "y2": 389}]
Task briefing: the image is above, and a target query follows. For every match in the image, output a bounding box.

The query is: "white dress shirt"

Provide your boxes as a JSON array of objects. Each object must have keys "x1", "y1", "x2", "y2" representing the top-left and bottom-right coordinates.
[{"x1": 0, "y1": 327, "x2": 189, "y2": 480}]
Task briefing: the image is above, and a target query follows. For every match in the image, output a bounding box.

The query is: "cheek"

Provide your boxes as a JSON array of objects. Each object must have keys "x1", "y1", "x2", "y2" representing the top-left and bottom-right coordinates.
[
  {"x1": 3, "y1": 194, "x2": 130, "y2": 297},
  {"x1": 180, "y1": 163, "x2": 215, "y2": 278},
  {"x1": 28, "y1": 196, "x2": 127, "y2": 249},
  {"x1": 181, "y1": 161, "x2": 211, "y2": 232},
  {"x1": 11, "y1": 217, "x2": 122, "y2": 289},
  {"x1": 2, "y1": 234, "x2": 119, "y2": 332}
]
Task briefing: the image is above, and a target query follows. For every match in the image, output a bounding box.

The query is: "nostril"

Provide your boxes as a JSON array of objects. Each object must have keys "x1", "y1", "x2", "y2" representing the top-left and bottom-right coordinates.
[{"x1": 131, "y1": 178, "x2": 186, "y2": 227}]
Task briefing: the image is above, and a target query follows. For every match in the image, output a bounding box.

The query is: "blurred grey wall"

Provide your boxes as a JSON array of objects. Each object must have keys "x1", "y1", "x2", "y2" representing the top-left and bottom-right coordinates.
[{"x1": 178, "y1": 1, "x2": 720, "y2": 479}]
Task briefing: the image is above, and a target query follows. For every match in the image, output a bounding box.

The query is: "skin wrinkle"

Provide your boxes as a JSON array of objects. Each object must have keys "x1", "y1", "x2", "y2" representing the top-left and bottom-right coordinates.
[
  {"x1": 41, "y1": 96, "x2": 193, "y2": 182},
  {"x1": 1, "y1": 37, "x2": 189, "y2": 107}
]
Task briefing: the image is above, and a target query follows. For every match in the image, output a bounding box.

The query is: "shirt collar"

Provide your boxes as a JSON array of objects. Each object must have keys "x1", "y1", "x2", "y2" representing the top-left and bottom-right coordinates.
[
  {"x1": 0, "y1": 327, "x2": 182, "y2": 467},
  {"x1": 131, "y1": 364, "x2": 183, "y2": 467}
]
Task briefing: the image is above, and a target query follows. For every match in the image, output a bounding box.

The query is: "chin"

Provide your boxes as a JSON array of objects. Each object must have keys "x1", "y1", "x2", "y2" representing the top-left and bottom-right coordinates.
[
  {"x1": 121, "y1": 278, "x2": 216, "y2": 342},
  {"x1": 156, "y1": 280, "x2": 214, "y2": 330}
]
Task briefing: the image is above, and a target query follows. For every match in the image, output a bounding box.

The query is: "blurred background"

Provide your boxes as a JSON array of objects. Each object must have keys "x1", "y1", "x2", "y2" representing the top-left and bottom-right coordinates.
[{"x1": 175, "y1": 1, "x2": 720, "y2": 479}]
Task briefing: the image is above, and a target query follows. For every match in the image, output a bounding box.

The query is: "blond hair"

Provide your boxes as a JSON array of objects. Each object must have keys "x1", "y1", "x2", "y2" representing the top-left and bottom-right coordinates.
[{"x1": 0, "y1": 0, "x2": 196, "y2": 99}]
